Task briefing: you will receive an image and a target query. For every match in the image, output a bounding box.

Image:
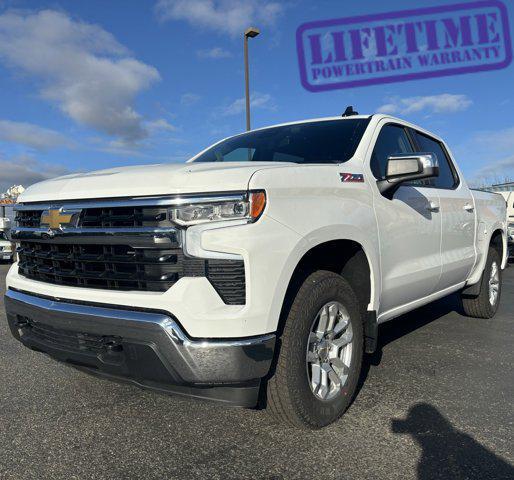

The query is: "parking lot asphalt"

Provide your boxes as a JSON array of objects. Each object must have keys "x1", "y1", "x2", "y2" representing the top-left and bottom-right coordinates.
[{"x1": 0, "y1": 262, "x2": 513, "y2": 480}]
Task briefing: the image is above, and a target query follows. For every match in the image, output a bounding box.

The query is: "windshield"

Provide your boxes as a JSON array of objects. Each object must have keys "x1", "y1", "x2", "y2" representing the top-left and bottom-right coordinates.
[
  {"x1": 193, "y1": 118, "x2": 370, "y2": 164},
  {"x1": 0, "y1": 232, "x2": 8, "y2": 241}
]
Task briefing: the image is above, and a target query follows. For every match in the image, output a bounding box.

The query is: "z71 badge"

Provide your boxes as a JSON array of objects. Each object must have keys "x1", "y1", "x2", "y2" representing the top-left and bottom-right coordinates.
[{"x1": 340, "y1": 173, "x2": 364, "y2": 183}]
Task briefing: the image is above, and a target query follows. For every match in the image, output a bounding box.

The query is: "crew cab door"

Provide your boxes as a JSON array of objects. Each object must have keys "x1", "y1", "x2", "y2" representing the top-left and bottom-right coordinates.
[
  {"x1": 369, "y1": 123, "x2": 442, "y2": 315},
  {"x1": 411, "y1": 130, "x2": 476, "y2": 290}
]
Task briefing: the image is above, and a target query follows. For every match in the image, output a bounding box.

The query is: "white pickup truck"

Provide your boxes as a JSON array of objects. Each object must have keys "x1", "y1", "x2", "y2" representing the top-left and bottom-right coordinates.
[{"x1": 5, "y1": 112, "x2": 508, "y2": 428}]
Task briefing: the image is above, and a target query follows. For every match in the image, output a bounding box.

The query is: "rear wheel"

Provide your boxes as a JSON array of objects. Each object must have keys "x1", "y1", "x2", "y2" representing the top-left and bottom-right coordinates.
[
  {"x1": 462, "y1": 246, "x2": 502, "y2": 319},
  {"x1": 266, "y1": 270, "x2": 363, "y2": 429}
]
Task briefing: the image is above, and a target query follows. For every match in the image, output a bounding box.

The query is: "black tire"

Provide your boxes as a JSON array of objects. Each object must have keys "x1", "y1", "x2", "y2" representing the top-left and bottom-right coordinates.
[
  {"x1": 266, "y1": 270, "x2": 363, "y2": 429},
  {"x1": 462, "y1": 247, "x2": 502, "y2": 319}
]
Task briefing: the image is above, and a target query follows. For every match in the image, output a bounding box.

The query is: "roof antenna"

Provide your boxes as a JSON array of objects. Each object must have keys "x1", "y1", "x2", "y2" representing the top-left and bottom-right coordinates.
[{"x1": 342, "y1": 106, "x2": 358, "y2": 117}]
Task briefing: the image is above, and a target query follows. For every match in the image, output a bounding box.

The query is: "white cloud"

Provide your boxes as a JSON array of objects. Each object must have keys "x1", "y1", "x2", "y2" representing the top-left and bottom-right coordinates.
[
  {"x1": 196, "y1": 47, "x2": 232, "y2": 59},
  {"x1": 180, "y1": 93, "x2": 201, "y2": 106},
  {"x1": 0, "y1": 119, "x2": 71, "y2": 150},
  {"x1": 95, "y1": 139, "x2": 188, "y2": 161},
  {"x1": 0, "y1": 10, "x2": 160, "y2": 142},
  {"x1": 454, "y1": 125, "x2": 514, "y2": 184},
  {"x1": 469, "y1": 155, "x2": 514, "y2": 185},
  {"x1": 222, "y1": 92, "x2": 275, "y2": 116},
  {"x1": 145, "y1": 118, "x2": 177, "y2": 133},
  {"x1": 96, "y1": 139, "x2": 151, "y2": 158},
  {"x1": 474, "y1": 126, "x2": 514, "y2": 152},
  {"x1": 155, "y1": 0, "x2": 283, "y2": 36},
  {"x1": 378, "y1": 94, "x2": 472, "y2": 115},
  {"x1": 0, "y1": 153, "x2": 70, "y2": 192}
]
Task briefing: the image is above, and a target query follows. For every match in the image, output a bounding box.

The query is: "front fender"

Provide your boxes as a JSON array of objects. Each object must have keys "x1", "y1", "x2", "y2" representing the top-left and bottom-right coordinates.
[{"x1": 267, "y1": 223, "x2": 381, "y2": 331}]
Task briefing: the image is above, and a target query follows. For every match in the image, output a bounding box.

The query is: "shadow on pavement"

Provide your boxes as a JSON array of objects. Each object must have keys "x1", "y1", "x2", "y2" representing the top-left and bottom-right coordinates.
[
  {"x1": 355, "y1": 292, "x2": 461, "y2": 399},
  {"x1": 392, "y1": 403, "x2": 514, "y2": 480},
  {"x1": 370, "y1": 292, "x2": 463, "y2": 366}
]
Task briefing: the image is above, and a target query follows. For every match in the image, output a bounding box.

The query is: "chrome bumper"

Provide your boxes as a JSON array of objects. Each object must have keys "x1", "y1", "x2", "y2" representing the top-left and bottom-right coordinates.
[{"x1": 4, "y1": 289, "x2": 276, "y2": 406}]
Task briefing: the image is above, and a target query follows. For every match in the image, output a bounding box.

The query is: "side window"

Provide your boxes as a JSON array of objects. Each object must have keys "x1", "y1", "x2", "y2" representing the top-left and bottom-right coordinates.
[
  {"x1": 414, "y1": 132, "x2": 458, "y2": 189},
  {"x1": 272, "y1": 151, "x2": 304, "y2": 162},
  {"x1": 370, "y1": 125, "x2": 414, "y2": 179},
  {"x1": 221, "y1": 147, "x2": 256, "y2": 162}
]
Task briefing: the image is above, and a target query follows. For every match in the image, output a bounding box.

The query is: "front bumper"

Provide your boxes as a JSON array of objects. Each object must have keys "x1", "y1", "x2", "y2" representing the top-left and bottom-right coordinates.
[{"x1": 5, "y1": 289, "x2": 276, "y2": 407}]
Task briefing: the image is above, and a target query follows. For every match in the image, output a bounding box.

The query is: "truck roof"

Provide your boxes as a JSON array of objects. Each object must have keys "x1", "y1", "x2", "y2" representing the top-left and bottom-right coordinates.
[
  {"x1": 248, "y1": 115, "x2": 372, "y2": 132},
  {"x1": 220, "y1": 114, "x2": 443, "y2": 144}
]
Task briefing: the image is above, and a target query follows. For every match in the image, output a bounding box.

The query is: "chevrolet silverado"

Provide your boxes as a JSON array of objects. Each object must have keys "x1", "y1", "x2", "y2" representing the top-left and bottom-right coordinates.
[{"x1": 4, "y1": 112, "x2": 508, "y2": 428}]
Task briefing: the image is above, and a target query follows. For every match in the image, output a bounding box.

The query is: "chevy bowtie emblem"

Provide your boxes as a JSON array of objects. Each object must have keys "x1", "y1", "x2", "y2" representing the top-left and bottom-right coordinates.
[{"x1": 40, "y1": 208, "x2": 80, "y2": 229}]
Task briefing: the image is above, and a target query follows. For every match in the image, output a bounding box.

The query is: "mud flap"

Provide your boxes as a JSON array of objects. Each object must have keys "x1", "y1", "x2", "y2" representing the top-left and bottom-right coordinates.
[{"x1": 364, "y1": 311, "x2": 378, "y2": 354}]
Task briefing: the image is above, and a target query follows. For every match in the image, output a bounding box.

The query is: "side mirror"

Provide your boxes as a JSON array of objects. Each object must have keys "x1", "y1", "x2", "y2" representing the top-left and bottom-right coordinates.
[{"x1": 377, "y1": 152, "x2": 439, "y2": 198}]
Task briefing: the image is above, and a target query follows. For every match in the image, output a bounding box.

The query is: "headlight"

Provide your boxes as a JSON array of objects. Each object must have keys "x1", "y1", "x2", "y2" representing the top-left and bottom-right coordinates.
[
  {"x1": 508, "y1": 222, "x2": 514, "y2": 236},
  {"x1": 169, "y1": 191, "x2": 266, "y2": 226}
]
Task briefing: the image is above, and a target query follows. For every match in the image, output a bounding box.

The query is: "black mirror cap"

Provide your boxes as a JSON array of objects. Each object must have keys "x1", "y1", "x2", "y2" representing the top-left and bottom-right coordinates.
[{"x1": 377, "y1": 153, "x2": 439, "y2": 198}]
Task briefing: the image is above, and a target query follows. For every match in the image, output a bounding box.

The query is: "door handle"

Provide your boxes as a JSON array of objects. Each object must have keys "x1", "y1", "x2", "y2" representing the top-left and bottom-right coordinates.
[
  {"x1": 427, "y1": 201, "x2": 439, "y2": 212},
  {"x1": 463, "y1": 203, "x2": 474, "y2": 212}
]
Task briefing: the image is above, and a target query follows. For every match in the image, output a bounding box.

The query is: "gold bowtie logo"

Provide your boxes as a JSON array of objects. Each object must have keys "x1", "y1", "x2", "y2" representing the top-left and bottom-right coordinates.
[{"x1": 41, "y1": 208, "x2": 75, "y2": 229}]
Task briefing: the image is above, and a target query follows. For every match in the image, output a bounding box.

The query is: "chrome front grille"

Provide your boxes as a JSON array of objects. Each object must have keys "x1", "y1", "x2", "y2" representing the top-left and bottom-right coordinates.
[
  {"x1": 81, "y1": 206, "x2": 169, "y2": 228},
  {"x1": 16, "y1": 206, "x2": 171, "y2": 229},
  {"x1": 12, "y1": 197, "x2": 246, "y2": 303},
  {"x1": 15, "y1": 210, "x2": 40, "y2": 228}
]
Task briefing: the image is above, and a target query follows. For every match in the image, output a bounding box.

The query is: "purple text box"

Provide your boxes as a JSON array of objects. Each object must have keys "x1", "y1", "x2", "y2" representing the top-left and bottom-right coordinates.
[{"x1": 296, "y1": 1, "x2": 512, "y2": 91}]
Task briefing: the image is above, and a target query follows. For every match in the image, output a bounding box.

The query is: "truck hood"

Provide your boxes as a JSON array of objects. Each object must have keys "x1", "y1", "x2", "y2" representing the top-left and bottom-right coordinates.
[{"x1": 18, "y1": 162, "x2": 291, "y2": 203}]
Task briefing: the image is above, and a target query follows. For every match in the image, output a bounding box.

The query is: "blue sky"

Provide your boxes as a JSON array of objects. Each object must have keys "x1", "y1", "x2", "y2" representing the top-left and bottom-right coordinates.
[{"x1": 0, "y1": 0, "x2": 513, "y2": 192}]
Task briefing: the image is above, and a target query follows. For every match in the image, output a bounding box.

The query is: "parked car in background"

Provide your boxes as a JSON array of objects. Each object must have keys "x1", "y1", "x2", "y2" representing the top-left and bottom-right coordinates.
[
  {"x1": 4, "y1": 112, "x2": 508, "y2": 428},
  {"x1": 0, "y1": 218, "x2": 13, "y2": 262}
]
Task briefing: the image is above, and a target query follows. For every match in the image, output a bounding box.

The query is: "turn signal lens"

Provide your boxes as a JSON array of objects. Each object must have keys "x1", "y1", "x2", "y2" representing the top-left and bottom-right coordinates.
[{"x1": 250, "y1": 191, "x2": 266, "y2": 221}]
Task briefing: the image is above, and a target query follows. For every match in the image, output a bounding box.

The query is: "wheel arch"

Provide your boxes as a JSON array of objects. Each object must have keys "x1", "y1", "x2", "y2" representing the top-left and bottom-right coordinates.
[
  {"x1": 465, "y1": 226, "x2": 507, "y2": 291},
  {"x1": 268, "y1": 225, "x2": 380, "y2": 338},
  {"x1": 490, "y1": 228, "x2": 506, "y2": 265}
]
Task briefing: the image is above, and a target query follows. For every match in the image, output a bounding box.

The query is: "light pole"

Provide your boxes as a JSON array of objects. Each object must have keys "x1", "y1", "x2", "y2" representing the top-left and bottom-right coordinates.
[{"x1": 244, "y1": 27, "x2": 260, "y2": 131}]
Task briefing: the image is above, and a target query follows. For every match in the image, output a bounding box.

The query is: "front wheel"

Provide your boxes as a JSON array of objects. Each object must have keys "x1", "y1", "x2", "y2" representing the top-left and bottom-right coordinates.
[
  {"x1": 462, "y1": 246, "x2": 502, "y2": 319},
  {"x1": 266, "y1": 270, "x2": 363, "y2": 429}
]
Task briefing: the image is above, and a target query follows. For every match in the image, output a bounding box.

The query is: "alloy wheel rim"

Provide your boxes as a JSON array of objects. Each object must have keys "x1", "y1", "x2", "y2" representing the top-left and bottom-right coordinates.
[
  {"x1": 489, "y1": 261, "x2": 500, "y2": 306},
  {"x1": 306, "y1": 301, "x2": 353, "y2": 401}
]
